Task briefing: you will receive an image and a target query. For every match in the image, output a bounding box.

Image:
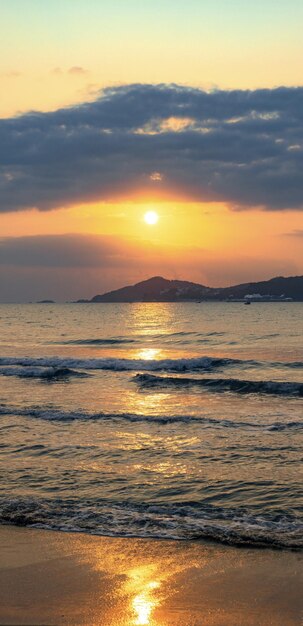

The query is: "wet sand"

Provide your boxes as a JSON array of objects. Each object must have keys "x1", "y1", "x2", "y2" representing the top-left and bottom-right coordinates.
[{"x1": 0, "y1": 525, "x2": 302, "y2": 625}]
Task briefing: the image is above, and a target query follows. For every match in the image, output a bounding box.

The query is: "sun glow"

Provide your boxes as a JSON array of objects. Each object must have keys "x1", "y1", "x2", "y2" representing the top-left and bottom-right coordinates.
[{"x1": 144, "y1": 210, "x2": 159, "y2": 225}]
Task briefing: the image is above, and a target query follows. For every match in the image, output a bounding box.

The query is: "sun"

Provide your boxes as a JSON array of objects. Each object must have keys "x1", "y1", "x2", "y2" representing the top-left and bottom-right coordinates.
[{"x1": 144, "y1": 210, "x2": 159, "y2": 225}]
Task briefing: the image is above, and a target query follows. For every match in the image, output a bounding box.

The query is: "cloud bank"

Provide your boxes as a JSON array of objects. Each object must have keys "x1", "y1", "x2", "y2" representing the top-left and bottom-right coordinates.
[
  {"x1": 0, "y1": 233, "x2": 297, "y2": 302},
  {"x1": 1, "y1": 84, "x2": 303, "y2": 213}
]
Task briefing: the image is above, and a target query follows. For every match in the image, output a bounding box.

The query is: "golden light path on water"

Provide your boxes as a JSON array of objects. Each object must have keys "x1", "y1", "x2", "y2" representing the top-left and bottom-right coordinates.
[
  {"x1": 136, "y1": 348, "x2": 162, "y2": 361},
  {"x1": 128, "y1": 567, "x2": 161, "y2": 625},
  {"x1": 129, "y1": 303, "x2": 175, "y2": 337},
  {"x1": 89, "y1": 541, "x2": 190, "y2": 625}
]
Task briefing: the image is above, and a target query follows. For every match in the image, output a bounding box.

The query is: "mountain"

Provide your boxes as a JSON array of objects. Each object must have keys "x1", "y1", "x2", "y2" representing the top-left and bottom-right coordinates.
[
  {"x1": 89, "y1": 275, "x2": 303, "y2": 302},
  {"x1": 91, "y1": 276, "x2": 213, "y2": 302},
  {"x1": 218, "y1": 276, "x2": 303, "y2": 301}
]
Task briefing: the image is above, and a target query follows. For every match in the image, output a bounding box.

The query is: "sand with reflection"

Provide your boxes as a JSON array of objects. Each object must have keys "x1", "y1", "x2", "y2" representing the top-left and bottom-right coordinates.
[{"x1": 0, "y1": 525, "x2": 302, "y2": 625}]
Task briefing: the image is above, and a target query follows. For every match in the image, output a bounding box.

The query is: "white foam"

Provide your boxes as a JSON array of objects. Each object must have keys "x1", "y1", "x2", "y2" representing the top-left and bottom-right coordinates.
[{"x1": 0, "y1": 355, "x2": 233, "y2": 372}]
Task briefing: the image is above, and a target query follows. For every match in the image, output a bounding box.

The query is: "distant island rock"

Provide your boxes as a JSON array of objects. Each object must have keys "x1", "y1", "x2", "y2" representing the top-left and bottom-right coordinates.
[
  {"x1": 82, "y1": 275, "x2": 303, "y2": 303},
  {"x1": 36, "y1": 299, "x2": 55, "y2": 304}
]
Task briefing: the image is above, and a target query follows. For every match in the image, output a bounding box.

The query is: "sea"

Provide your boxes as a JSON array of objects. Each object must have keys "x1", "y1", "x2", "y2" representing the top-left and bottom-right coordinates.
[{"x1": 0, "y1": 302, "x2": 302, "y2": 550}]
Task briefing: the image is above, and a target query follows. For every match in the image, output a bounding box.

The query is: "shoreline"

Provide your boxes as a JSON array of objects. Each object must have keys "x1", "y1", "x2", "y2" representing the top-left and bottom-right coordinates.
[{"x1": 0, "y1": 524, "x2": 302, "y2": 625}]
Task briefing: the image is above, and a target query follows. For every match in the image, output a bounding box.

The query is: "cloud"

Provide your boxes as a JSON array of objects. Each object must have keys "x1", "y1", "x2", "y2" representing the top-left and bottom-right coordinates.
[
  {"x1": 1, "y1": 71, "x2": 22, "y2": 79},
  {"x1": 51, "y1": 67, "x2": 63, "y2": 75},
  {"x1": 0, "y1": 233, "x2": 297, "y2": 302},
  {"x1": 68, "y1": 66, "x2": 88, "y2": 75},
  {"x1": 284, "y1": 229, "x2": 303, "y2": 237},
  {"x1": 51, "y1": 66, "x2": 88, "y2": 76},
  {"x1": 0, "y1": 234, "x2": 133, "y2": 268},
  {"x1": 1, "y1": 84, "x2": 303, "y2": 213}
]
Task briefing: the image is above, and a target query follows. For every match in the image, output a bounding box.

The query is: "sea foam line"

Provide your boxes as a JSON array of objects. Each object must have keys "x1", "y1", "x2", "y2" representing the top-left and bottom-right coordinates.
[{"x1": 0, "y1": 497, "x2": 301, "y2": 550}]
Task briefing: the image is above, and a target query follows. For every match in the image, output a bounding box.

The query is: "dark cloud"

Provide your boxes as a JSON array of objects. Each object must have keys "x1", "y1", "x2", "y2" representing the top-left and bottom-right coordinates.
[
  {"x1": 1, "y1": 84, "x2": 303, "y2": 213},
  {"x1": 0, "y1": 234, "x2": 134, "y2": 268}
]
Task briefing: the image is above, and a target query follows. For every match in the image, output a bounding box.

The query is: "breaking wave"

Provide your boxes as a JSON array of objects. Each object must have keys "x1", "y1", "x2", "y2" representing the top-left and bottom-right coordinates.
[
  {"x1": 0, "y1": 497, "x2": 301, "y2": 550},
  {"x1": 0, "y1": 356, "x2": 301, "y2": 377},
  {"x1": 0, "y1": 355, "x2": 242, "y2": 373}
]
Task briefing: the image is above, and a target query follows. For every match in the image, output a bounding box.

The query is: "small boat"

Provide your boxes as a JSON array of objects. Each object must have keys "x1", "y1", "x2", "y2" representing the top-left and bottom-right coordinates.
[{"x1": 244, "y1": 301, "x2": 251, "y2": 305}]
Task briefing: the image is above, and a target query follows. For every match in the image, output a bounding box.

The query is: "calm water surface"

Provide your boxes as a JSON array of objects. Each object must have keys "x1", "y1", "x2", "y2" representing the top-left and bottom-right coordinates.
[{"x1": 0, "y1": 303, "x2": 302, "y2": 549}]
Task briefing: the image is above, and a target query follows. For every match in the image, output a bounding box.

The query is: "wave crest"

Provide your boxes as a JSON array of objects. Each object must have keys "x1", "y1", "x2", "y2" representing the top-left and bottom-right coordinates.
[
  {"x1": 135, "y1": 373, "x2": 303, "y2": 397},
  {"x1": 0, "y1": 355, "x2": 239, "y2": 372}
]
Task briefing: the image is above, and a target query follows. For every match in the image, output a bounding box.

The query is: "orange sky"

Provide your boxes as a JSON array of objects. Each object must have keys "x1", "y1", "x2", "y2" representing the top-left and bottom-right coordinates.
[{"x1": 0, "y1": 1, "x2": 302, "y2": 300}]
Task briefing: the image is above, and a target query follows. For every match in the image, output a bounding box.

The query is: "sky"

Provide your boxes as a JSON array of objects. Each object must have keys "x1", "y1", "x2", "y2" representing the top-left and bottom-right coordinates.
[{"x1": 0, "y1": 0, "x2": 303, "y2": 301}]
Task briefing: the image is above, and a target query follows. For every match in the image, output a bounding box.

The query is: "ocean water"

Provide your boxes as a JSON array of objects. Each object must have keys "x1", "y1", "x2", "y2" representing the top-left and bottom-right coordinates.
[{"x1": 0, "y1": 302, "x2": 302, "y2": 550}]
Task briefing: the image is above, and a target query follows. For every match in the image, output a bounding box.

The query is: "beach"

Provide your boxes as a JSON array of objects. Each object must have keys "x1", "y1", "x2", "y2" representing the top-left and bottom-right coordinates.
[
  {"x1": 0, "y1": 525, "x2": 302, "y2": 625},
  {"x1": 0, "y1": 303, "x2": 302, "y2": 624}
]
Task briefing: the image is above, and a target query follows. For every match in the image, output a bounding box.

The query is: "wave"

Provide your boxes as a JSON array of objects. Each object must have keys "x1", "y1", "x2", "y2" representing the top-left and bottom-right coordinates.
[
  {"x1": 0, "y1": 355, "x2": 242, "y2": 373},
  {"x1": 143, "y1": 331, "x2": 225, "y2": 338},
  {"x1": 280, "y1": 361, "x2": 303, "y2": 369},
  {"x1": 0, "y1": 355, "x2": 301, "y2": 374},
  {"x1": 56, "y1": 337, "x2": 138, "y2": 346},
  {"x1": 0, "y1": 366, "x2": 89, "y2": 380},
  {"x1": 0, "y1": 497, "x2": 301, "y2": 550},
  {"x1": 52, "y1": 331, "x2": 238, "y2": 347},
  {"x1": 135, "y1": 373, "x2": 303, "y2": 397},
  {"x1": 0, "y1": 403, "x2": 301, "y2": 431}
]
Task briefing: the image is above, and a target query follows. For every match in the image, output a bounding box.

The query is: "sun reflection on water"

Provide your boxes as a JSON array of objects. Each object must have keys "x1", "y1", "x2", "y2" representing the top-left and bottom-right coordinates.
[
  {"x1": 136, "y1": 348, "x2": 162, "y2": 361},
  {"x1": 126, "y1": 383, "x2": 172, "y2": 417},
  {"x1": 132, "y1": 580, "x2": 160, "y2": 625},
  {"x1": 129, "y1": 303, "x2": 175, "y2": 337},
  {"x1": 127, "y1": 566, "x2": 161, "y2": 625},
  {"x1": 86, "y1": 536, "x2": 203, "y2": 625}
]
